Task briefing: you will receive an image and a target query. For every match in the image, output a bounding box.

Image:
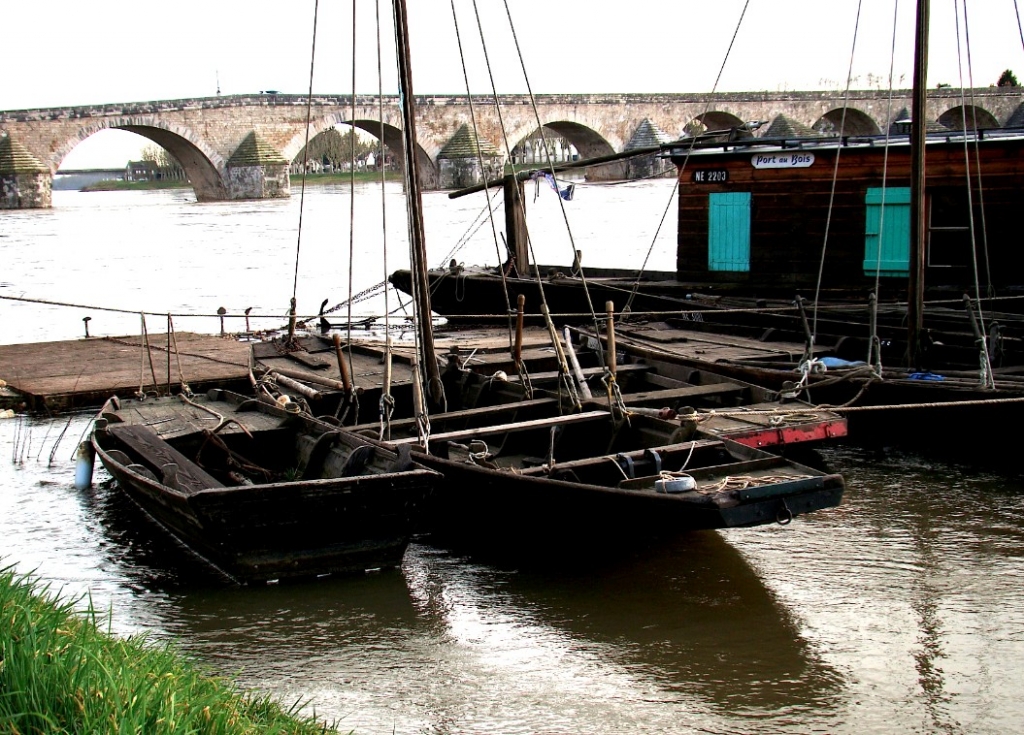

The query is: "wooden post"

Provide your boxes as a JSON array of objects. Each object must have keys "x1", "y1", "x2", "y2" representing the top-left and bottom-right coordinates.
[
  {"x1": 394, "y1": 0, "x2": 442, "y2": 409},
  {"x1": 383, "y1": 336, "x2": 393, "y2": 398},
  {"x1": 605, "y1": 301, "x2": 617, "y2": 379},
  {"x1": 333, "y1": 333, "x2": 352, "y2": 392},
  {"x1": 166, "y1": 314, "x2": 172, "y2": 396},
  {"x1": 513, "y1": 294, "x2": 525, "y2": 368},
  {"x1": 504, "y1": 175, "x2": 529, "y2": 272},
  {"x1": 286, "y1": 298, "x2": 297, "y2": 343},
  {"x1": 541, "y1": 304, "x2": 569, "y2": 374},
  {"x1": 564, "y1": 326, "x2": 592, "y2": 399},
  {"x1": 907, "y1": 0, "x2": 929, "y2": 369}
]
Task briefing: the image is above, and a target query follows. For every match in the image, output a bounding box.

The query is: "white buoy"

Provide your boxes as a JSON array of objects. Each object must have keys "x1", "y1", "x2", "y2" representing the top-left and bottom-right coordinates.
[{"x1": 74, "y1": 440, "x2": 95, "y2": 490}]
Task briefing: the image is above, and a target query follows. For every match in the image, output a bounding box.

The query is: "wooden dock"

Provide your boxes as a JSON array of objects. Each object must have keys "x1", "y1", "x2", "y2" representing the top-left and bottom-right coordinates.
[
  {"x1": 0, "y1": 333, "x2": 252, "y2": 412},
  {"x1": 0, "y1": 327, "x2": 552, "y2": 413}
]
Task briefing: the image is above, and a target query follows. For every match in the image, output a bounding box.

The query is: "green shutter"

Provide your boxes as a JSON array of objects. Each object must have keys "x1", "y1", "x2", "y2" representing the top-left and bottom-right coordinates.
[
  {"x1": 708, "y1": 192, "x2": 751, "y2": 272},
  {"x1": 863, "y1": 187, "x2": 910, "y2": 277}
]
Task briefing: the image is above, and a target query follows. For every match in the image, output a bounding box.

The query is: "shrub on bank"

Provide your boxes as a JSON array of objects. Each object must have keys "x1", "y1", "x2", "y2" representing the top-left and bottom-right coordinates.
[{"x1": 0, "y1": 564, "x2": 338, "y2": 734}]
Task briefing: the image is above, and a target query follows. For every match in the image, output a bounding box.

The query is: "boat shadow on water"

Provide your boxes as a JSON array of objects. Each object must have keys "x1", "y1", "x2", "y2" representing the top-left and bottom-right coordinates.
[
  {"x1": 410, "y1": 532, "x2": 844, "y2": 720},
  {"x1": 117, "y1": 532, "x2": 844, "y2": 726}
]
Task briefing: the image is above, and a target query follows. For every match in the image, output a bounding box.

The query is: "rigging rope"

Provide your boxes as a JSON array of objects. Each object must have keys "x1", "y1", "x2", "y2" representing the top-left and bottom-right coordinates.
[
  {"x1": 867, "y1": 0, "x2": 900, "y2": 373},
  {"x1": 451, "y1": 0, "x2": 514, "y2": 347},
  {"x1": 290, "y1": 0, "x2": 321, "y2": 325},
  {"x1": 496, "y1": 0, "x2": 602, "y2": 338},
  {"x1": 376, "y1": 0, "x2": 394, "y2": 437},
  {"x1": 811, "y1": 0, "x2": 864, "y2": 340},
  {"x1": 345, "y1": 0, "x2": 359, "y2": 412},
  {"x1": 959, "y1": 1, "x2": 994, "y2": 299},
  {"x1": 625, "y1": 0, "x2": 753, "y2": 315},
  {"x1": 953, "y1": 0, "x2": 995, "y2": 388}
]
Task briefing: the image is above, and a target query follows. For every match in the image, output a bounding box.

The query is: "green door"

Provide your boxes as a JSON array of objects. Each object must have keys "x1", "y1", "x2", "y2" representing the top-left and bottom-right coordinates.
[
  {"x1": 708, "y1": 192, "x2": 751, "y2": 272},
  {"x1": 863, "y1": 187, "x2": 910, "y2": 277}
]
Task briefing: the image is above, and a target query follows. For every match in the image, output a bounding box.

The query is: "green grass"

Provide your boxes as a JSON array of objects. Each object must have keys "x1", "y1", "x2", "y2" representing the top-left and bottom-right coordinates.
[
  {"x1": 291, "y1": 171, "x2": 401, "y2": 186},
  {"x1": 81, "y1": 179, "x2": 191, "y2": 192},
  {"x1": 0, "y1": 564, "x2": 340, "y2": 734}
]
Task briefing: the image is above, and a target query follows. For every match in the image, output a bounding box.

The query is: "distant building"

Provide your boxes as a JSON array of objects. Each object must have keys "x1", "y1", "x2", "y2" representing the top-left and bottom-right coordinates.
[
  {"x1": 125, "y1": 159, "x2": 187, "y2": 183},
  {"x1": 125, "y1": 160, "x2": 159, "y2": 182}
]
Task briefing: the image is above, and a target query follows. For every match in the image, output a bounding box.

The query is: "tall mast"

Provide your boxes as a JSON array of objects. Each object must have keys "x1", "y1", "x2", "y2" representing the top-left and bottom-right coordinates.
[
  {"x1": 907, "y1": 0, "x2": 929, "y2": 368},
  {"x1": 393, "y1": 0, "x2": 443, "y2": 406}
]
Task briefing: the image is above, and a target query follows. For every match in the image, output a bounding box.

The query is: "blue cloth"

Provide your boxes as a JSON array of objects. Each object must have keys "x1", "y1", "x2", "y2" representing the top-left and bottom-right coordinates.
[
  {"x1": 533, "y1": 172, "x2": 575, "y2": 201},
  {"x1": 908, "y1": 372, "x2": 945, "y2": 381},
  {"x1": 818, "y1": 356, "x2": 867, "y2": 368}
]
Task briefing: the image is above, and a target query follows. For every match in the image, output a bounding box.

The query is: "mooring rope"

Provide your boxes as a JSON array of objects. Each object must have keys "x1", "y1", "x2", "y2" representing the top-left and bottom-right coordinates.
[{"x1": 101, "y1": 336, "x2": 249, "y2": 369}]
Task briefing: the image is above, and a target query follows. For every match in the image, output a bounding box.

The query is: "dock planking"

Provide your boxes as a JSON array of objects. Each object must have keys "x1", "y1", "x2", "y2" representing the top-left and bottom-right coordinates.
[
  {"x1": 0, "y1": 333, "x2": 251, "y2": 412},
  {"x1": 0, "y1": 326, "x2": 558, "y2": 413}
]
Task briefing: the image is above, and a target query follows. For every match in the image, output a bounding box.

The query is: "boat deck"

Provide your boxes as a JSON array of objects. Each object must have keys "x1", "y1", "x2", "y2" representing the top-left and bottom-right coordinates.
[{"x1": 611, "y1": 322, "x2": 821, "y2": 363}]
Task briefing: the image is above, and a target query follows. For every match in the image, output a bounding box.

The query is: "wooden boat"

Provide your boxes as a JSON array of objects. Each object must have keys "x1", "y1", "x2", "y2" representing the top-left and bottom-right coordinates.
[
  {"x1": 267, "y1": 0, "x2": 844, "y2": 549},
  {"x1": 90, "y1": 388, "x2": 438, "y2": 583},
  {"x1": 365, "y1": 405, "x2": 843, "y2": 543},
  {"x1": 443, "y1": 325, "x2": 848, "y2": 451},
  {"x1": 387, "y1": 263, "x2": 713, "y2": 324},
  {"x1": 578, "y1": 317, "x2": 1024, "y2": 460}
]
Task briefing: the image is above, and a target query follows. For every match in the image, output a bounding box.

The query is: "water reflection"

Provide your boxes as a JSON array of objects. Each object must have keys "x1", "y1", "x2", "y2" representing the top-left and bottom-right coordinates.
[
  {"x1": 77, "y1": 476, "x2": 234, "y2": 591},
  {"x1": 727, "y1": 444, "x2": 1024, "y2": 735},
  {"x1": 411, "y1": 534, "x2": 841, "y2": 721},
  {"x1": 127, "y1": 531, "x2": 840, "y2": 733}
]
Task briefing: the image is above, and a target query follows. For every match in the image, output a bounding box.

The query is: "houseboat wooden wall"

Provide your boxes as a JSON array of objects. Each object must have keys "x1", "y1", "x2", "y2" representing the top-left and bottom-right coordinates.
[{"x1": 670, "y1": 136, "x2": 1024, "y2": 298}]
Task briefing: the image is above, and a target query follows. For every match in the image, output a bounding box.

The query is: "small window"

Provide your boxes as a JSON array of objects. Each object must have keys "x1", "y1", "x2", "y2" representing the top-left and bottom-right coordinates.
[{"x1": 928, "y1": 189, "x2": 972, "y2": 268}]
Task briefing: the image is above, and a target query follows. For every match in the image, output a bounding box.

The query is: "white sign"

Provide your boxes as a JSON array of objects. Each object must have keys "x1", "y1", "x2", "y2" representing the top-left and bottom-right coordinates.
[{"x1": 751, "y1": 152, "x2": 815, "y2": 169}]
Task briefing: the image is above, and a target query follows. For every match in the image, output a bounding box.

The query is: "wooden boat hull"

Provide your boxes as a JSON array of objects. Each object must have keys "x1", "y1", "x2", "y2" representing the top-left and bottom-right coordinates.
[
  {"x1": 388, "y1": 267, "x2": 708, "y2": 323},
  {"x1": 416, "y1": 452, "x2": 843, "y2": 540},
  {"x1": 376, "y1": 409, "x2": 844, "y2": 544},
  {"x1": 91, "y1": 392, "x2": 438, "y2": 583}
]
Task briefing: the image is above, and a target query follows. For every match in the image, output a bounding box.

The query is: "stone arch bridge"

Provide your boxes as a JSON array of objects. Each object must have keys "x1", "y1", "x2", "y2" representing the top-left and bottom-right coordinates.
[{"x1": 2, "y1": 88, "x2": 1023, "y2": 206}]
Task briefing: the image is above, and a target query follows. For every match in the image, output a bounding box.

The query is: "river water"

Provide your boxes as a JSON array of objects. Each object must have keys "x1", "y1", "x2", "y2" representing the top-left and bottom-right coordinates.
[{"x1": 3, "y1": 183, "x2": 1024, "y2": 734}]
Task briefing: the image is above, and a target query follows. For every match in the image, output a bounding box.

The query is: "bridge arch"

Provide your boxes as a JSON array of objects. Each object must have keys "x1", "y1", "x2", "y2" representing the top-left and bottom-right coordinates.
[
  {"x1": 54, "y1": 119, "x2": 226, "y2": 201},
  {"x1": 938, "y1": 105, "x2": 1001, "y2": 130},
  {"x1": 508, "y1": 121, "x2": 619, "y2": 179},
  {"x1": 813, "y1": 107, "x2": 882, "y2": 136},
  {"x1": 685, "y1": 111, "x2": 754, "y2": 140},
  {"x1": 283, "y1": 116, "x2": 438, "y2": 189}
]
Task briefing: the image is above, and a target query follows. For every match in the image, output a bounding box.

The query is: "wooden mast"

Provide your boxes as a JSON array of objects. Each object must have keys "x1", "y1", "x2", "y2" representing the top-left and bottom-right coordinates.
[
  {"x1": 907, "y1": 0, "x2": 929, "y2": 368},
  {"x1": 393, "y1": 0, "x2": 443, "y2": 407},
  {"x1": 503, "y1": 175, "x2": 529, "y2": 272}
]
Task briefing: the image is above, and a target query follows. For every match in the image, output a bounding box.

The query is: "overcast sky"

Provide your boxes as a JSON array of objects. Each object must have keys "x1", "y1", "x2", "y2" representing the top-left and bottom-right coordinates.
[{"x1": 4, "y1": 1, "x2": 1023, "y2": 166}]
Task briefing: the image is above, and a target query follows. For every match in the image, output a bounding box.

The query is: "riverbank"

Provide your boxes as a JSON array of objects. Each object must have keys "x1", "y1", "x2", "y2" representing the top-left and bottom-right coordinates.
[
  {"x1": 0, "y1": 564, "x2": 339, "y2": 734},
  {"x1": 82, "y1": 171, "x2": 401, "y2": 192}
]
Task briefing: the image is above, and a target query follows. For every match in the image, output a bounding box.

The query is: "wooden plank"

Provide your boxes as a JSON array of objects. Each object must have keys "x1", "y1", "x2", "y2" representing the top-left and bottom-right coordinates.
[
  {"x1": 619, "y1": 382, "x2": 745, "y2": 403},
  {"x1": 390, "y1": 409, "x2": 611, "y2": 445},
  {"x1": 505, "y1": 362, "x2": 649, "y2": 384},
  {"x1": 350, "y1": 396, "x2": 562, "y2": 434},
  {"x1": 106, "y1": 423, "x2": 224, "y2": 493}
]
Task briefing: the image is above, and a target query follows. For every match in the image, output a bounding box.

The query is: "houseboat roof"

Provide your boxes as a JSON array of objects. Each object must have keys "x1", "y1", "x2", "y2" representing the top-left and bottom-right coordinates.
[{"x1": 661, "y1": 126, "x2": 1024, "y2": 162}]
